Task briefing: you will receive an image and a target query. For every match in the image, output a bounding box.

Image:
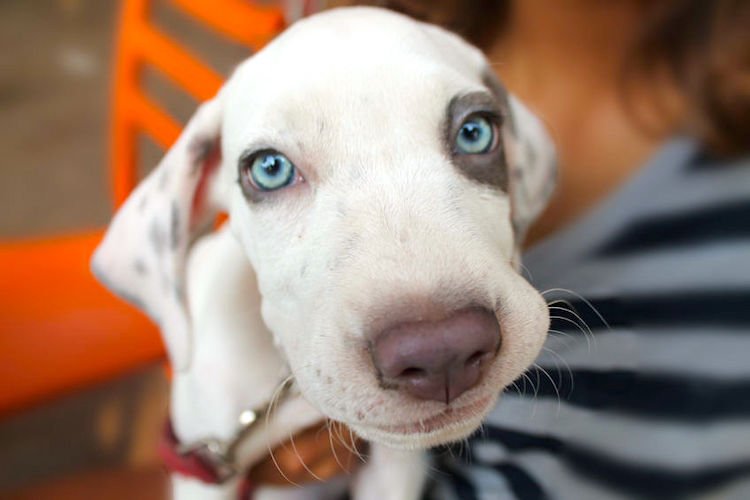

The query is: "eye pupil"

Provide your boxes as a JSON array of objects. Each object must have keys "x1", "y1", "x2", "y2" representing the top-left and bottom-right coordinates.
[
  {"x1": 262, "y1": 156, "x2": 282, "y2": 175},
  {"x1": 461, "y1": 123, "x2": 481, "y2": 142},
  {"x1": 455, "y1": 115, "x2": 495, "y2": 155}
]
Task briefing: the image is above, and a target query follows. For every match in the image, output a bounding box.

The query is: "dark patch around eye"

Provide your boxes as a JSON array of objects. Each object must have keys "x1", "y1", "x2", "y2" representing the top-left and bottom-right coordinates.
[
  {"x1": 444, "y1": 90, "x2": 508, "y2": 191},
  {"x1": 482, "y1": 70, "x2": 516, "y2": 138}
]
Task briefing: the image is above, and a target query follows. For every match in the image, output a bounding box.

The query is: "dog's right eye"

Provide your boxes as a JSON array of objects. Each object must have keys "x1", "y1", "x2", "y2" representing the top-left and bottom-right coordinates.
[
  {"x1": 241, "y1": 151, "x2": 298, "y2": 192},
  {"x1": 455, "y1": 114, "x2": 497, "y2": 155}
]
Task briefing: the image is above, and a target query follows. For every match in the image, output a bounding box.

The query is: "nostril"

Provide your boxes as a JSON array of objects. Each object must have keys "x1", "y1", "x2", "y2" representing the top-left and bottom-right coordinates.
[
  {"x1": 399, "y1": 367, "x2": 427, "y2": 378},
  {"x1": 465, "y1": 350, "x2": 486, "y2": 368}
]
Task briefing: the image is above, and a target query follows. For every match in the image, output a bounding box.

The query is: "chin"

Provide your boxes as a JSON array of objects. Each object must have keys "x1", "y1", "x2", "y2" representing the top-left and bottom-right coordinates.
[{"x1": 350, "y1": 393, "x2": 497, "y2": 450}]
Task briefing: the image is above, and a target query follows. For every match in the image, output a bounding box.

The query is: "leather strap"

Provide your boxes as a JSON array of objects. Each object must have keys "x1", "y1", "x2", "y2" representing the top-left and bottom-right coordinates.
[{"x1": 158, "y1": 419, "x2": 255, "y2": 499}]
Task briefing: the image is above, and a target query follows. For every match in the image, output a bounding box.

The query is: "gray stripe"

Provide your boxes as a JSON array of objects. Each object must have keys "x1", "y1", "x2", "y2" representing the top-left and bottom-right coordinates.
[
  {"x1": 525, "y1": 138, "x2": 750, "y2": 284},
  {"x1": 524, "y1": 138, "x2": 698, "y2": 279},
  {"x1": 456, "y1": 463, "x2": 517, "y2": 500},
  {"x1": 469, "y1": 448, "x2": 631, "y2": 500},
  {"x1": 486, "y1": 397, "x2": 750, "y2": 470},
  {"x1": 538, "y1": 328, "x2": 750, "y2": 379},
  {"x1": 533, "y1": 240, "x2": 750, "y2": 297},
  {"x1": 629, "y1": 164, "x2": 750, "y2": 222}
]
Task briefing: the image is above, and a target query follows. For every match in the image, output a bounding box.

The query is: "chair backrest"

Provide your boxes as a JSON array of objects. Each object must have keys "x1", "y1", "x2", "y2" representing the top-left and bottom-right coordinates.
[
  {"x1": 111, "y1": 0, "x2": 286, "y2": 205},
  {"x1": 0, "y1": 0, "x2": 290, "y2": 416}
]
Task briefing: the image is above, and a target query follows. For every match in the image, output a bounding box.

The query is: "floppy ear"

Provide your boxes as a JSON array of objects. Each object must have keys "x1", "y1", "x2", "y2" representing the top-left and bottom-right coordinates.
[
  {"x1": 502, "y1": 94, "x2": 557, "y2": 247},
  {"x1": 91, "y1": 94, "x2": 225, "y2": 371}
]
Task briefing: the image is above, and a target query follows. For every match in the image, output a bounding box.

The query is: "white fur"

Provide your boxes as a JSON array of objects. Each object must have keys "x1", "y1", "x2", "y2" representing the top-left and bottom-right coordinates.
[{"x1": 92, "y1": 7, "x2": 555, "y2": 499}]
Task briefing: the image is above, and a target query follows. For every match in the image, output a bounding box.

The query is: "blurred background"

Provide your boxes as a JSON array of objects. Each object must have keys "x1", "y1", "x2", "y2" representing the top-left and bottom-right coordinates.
[
  {"x1": 1, "y1": 0, "x2": 748, "y2": 499},
  {"x1": 0, "y1": 1, "x2": 270, "y2": 497}
]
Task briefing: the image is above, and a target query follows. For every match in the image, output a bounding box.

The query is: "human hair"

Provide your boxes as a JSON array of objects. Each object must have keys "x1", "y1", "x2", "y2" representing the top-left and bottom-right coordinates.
[{"x1": 345, "y1": 0, "x2": 750, "y2": 156}]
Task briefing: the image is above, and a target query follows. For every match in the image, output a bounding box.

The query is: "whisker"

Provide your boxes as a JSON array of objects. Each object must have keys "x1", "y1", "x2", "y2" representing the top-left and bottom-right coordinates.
[
  {"x1": 548, "y1": 312, "x2": 594, "y2": 351},
  {"x1": 332, "y1": 421, "x2": 364, "y2": 463},
  {"x1": 288, "y1": 428, "x2": 323, "y2": 482},
  {"x1": 518, "y1": 371, "x2": 539, "y2": 417},
  {"x1": 534, "y1": 362, "x2": 562, "y2": 415},
  {"x1": 540, "y1": 346, "x2": 575, "y2": 397},
  {"x1": 542, "y1": 287, "x2": 611, "y2": 330},
  {"x1": 548, "y1": 299, "x2": 598, "y2": 350},
  {"x1": 548, "y1": 304, "x2": 596, "y2": 338},
  {"x1": 326, "y1": 419, "x2": 350, "y2": 474},
  {"x1": 518, "y1": 261, "x2": 534, "y2": 281},
  {"x1": 347, "y1": 426, "x2": 366, "y2": 464},
  {"x1": 263, "y1": 374, "x2": 300, "y2": 487}
]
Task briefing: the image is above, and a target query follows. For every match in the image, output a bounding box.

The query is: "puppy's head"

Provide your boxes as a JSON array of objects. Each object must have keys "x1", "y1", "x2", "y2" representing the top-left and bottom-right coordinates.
[{"x1": 93, "y1": 7, "x2": 555, "y2": 449}]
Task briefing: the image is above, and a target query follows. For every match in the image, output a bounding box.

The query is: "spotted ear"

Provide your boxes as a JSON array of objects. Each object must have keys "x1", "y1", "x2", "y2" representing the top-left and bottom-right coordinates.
[
  {"x1": 91, "y1": 94, "x2": 225, "y2": 371},
  {"x1": 502, "y1": 94, "x2": 557, "y2": 247}
]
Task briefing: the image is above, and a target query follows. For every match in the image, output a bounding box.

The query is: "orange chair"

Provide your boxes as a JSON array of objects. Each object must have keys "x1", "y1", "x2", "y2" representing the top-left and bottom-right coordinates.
[{"x1": 0, "y1": 0, "x2": 287, "y2": 417}]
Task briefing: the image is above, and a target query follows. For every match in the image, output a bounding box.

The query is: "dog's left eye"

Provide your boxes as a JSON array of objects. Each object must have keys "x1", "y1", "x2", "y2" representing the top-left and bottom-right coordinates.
[
  {"x1": 455, "y1": 115, "x2": 496, "y2": 155},
  {"x1": 246, "y1": 151, "x2": 296, "y2": 191}
]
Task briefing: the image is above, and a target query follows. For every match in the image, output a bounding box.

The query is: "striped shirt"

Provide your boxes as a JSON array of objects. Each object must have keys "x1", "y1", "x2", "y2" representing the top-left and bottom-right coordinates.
[{"x1": 428, "y1": 137, "x2": 750, "y2": 500}]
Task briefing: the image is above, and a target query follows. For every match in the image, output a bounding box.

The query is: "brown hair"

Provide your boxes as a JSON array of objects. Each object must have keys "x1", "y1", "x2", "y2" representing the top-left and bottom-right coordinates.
[{"x1": 342, "y1": 0, "x2": 750, "y2": 156}]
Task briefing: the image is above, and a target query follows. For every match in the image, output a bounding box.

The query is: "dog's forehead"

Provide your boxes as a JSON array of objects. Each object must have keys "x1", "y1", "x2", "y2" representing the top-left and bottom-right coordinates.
[
  {"x1": 258, "y1": 7, "x2": 486, "y2": 77},
  {"x1": 229, "y1": 10, "x2": 489, "y2": 100},
  {"x1": 221, "y1": 8, "x2": 504, "y2": 167}
]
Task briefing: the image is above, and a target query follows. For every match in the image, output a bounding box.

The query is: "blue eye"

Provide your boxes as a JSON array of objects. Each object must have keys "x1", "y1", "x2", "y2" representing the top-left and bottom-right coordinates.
[
  {"x1": 455, "y1": 115, "x2": 495, "y2": 154},
  {"x1": 249, "y1": 152, "x2": 296, "y2": 191}
]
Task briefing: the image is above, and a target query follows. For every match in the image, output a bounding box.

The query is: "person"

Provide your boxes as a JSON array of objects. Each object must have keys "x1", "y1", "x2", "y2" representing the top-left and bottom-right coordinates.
[{"x1": 251, "y1": 1, "x2": 750, "y2": 498}]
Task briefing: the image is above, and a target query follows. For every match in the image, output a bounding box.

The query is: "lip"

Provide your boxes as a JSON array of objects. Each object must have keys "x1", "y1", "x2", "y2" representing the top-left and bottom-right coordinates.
[{"x1": 375, "y1": 395, "x2": 494, "y2": 435}]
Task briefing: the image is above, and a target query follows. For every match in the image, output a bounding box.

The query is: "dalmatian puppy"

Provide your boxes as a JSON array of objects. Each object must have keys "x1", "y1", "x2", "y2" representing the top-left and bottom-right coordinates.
[{"x1": 92, "y1": 7, "x2": 555, "y2": 500}]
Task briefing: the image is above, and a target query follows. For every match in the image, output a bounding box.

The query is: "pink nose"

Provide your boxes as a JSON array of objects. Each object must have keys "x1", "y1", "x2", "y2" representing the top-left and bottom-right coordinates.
[{"x1": 371, "y1": 307, "x2": 500, "y2": 404}]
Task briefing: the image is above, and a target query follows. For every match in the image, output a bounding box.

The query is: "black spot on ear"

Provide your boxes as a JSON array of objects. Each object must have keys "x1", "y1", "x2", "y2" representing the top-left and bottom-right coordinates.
[
  {"x1": 170, "y1": 201, "x2": 180, "y2": 250},
  {"x1": 148, "y1": 219, "x2": 166, "y2": 255},
  {"x1": 133, "y1": 258, "x2": 148, "y2": 276},
  {"x1": 173, "y1": 283, "x2": 186, "y2": 305},
  {"x1": 524, "y1": 141, "x2": 538, "y2": 168},
  {"x1": 189, "y1": 137, "x2": 217, "y2": 176}
]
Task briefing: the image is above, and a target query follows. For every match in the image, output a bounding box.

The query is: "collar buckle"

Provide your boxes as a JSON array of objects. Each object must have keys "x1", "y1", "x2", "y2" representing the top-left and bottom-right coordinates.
[{"x1": 177, "y1": 437, "x2": 238, "y2": 483}]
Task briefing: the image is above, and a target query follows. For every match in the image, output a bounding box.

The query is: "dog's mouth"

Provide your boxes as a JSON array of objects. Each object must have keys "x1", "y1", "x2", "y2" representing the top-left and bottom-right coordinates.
[
  {"x1": 376, "y1": 394, "x2": 494, "y2": 435},
  {"x1": 346, "y1": 393, "x2": 496, "y2": 451},
  {"x1": 349, "y1": 393, "x2": 496, "y2": 449}
]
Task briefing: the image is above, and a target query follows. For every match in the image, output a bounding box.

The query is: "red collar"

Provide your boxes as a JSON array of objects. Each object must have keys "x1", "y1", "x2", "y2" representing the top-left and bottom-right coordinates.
[{"x1": 158, "y1": 419, "x2": 254, "y2": 499}]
